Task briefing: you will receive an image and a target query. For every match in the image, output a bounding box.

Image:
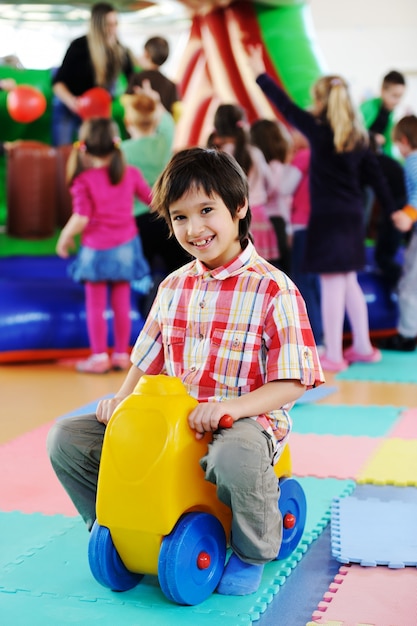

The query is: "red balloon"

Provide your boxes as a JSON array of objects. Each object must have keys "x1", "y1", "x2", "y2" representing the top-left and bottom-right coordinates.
[
  {"x1": 77, "y1": 87, "x2": 112, "y2": 120},
  {"x1": 7, "y1": 85, "x2": 47, "y2": 123}
]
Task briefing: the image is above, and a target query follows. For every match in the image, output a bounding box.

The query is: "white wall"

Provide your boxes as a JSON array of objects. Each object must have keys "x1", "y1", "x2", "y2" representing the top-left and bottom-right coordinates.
[{"x1": 308, "y1": 0, "x2": 417, "y2": 115}]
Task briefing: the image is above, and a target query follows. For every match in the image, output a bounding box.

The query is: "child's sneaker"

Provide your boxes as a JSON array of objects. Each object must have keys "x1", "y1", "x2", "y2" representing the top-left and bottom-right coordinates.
[
  {"x1": 111, "y1": 352, "x2": 131, "y2": 371},
  {"x1": 76, "y1": 353, "x2": 110, "y2": 374},
  {"x1": 319, "y1": 355, "x2": 348, "y2": 373},
  {"x1": 217, "y1": 552, "x2": 264, "y2": 596},
  {"x1": 343, "y1": 346, "x2": 382, "y2": 363}
]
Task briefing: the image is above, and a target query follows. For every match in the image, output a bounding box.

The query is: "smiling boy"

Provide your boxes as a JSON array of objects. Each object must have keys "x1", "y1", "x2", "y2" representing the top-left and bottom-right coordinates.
[{"x1": 47, "y1": 147, "x2": 324, "y2": 596}]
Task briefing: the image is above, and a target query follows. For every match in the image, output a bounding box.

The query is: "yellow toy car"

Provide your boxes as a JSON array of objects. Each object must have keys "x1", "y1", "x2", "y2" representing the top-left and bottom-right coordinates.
[{"x1": 88, "y1": 374, "x2": 306, "y2": 605}]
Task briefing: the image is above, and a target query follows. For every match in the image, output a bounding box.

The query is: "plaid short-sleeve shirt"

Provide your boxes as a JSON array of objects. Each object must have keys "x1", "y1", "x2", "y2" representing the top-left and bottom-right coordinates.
[{"x1": 131, "y1": 241, "x2": 324, "y2": 460}]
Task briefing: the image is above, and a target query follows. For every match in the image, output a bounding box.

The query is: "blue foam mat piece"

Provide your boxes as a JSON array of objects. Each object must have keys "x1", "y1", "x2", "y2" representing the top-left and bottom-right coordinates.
[
  {"x1": 296, "y1": 385, "x2": 338, "y2": 404},
  {"x1": 252, "y1": 527, "x2": 340, "y2": 626},
  {"x1": 353, "y1": 484, "x2": 417, "y2": 503},
  {"x1": 331, "y1": 493, "x2": 417, "y2": 567}
]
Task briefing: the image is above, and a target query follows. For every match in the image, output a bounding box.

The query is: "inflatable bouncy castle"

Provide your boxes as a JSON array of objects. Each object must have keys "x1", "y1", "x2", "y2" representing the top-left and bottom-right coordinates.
[{"x1": 0, "y1": 0, "x2": 398, "y2": 362}]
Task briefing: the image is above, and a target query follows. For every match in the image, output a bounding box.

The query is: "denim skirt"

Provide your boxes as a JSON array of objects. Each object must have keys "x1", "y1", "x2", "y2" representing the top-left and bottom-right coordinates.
[{"x1": 69, "y1": 237, "x2": 150, "y2": 283}]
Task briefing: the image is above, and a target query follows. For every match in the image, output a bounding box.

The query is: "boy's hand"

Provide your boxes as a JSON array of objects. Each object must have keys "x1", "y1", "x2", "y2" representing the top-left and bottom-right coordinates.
[
  {"x1": 391, "y1": 209, "x2": 414, "y2": 232},
  {"x1": 96, "y1": 396, "x2": 124, "y2": 425},
  {"x1": 188, "y1": 403, "x2": 235, "y2": 440}
]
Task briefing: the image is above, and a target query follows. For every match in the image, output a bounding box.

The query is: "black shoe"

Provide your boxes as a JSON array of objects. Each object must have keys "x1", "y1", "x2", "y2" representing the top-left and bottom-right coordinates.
[{"x1": 378, "y1": 333, "x2": 416, "y2": 352}]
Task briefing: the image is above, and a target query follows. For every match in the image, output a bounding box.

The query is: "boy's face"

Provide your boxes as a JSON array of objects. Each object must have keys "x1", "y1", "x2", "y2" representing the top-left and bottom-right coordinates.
[
  {"x1": 168, "y1": 186, "x2": 248, "y2": 270},
  {"x1": 381, "y1": 84, "x2": 405, "y2": 111}
]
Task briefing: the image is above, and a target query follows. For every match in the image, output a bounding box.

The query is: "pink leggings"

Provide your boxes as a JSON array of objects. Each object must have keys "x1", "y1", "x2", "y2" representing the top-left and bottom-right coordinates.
[
  {"x1": 85, "y1": 281, "x2": 131, "y2": 355},
  {"x1": 320, "y1": 272, "x2": 373, "y2": 362}
]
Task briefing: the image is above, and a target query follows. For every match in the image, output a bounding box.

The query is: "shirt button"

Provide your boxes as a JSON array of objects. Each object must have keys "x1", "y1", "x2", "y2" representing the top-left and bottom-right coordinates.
[
  {"x1": 199, "y1": 333, "x2": 204, "y2": 340},
  {"x1": 199, "y1": 301, "x2": 206, "y2": 308},
  {"x1": 190, "y1": 366, "x2": 196, "y2": 372}
]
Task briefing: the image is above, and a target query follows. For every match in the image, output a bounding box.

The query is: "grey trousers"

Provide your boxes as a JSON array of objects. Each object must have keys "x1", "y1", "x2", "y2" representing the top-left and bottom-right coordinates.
[{"x1": 47, "y1": 415, "x2": 281, "y2": 564}]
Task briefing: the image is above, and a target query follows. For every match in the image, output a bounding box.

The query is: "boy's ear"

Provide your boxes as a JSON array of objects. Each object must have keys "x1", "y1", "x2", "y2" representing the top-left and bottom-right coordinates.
[{"x1": 236, "y1": 198, "x2": 249, "y2": 219}]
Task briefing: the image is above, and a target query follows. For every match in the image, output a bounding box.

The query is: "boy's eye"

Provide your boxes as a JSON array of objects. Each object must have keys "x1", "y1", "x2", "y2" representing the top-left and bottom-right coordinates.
[
  {"x1": 201, "y1": 206, "x2": 212, "y2": 214},
  {"x1": 171, "y1": 214, "x2": 185, "y2": 222}
]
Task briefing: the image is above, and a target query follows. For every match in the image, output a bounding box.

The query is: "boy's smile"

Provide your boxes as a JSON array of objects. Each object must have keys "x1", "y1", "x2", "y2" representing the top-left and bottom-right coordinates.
[{"x1": 169, "y1": 186, "x2": 248, "y2": 270}]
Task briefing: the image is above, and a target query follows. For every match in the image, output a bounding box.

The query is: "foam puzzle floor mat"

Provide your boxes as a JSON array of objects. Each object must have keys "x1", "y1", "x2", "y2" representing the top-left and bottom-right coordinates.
[
  {"x1": 2, "y1": 389, "x2": 416, "y2": 625},
  {"x1": 331, "y1": 491, "x2": 417, "y2": 567},
  {"x1": 0, "y1": 478, "x2": 354, "y2": 625},
  {"x1": 290, "y1": 403, "x2": 402, "y2": 437},
  {"x1": 357, "y1": 438, "x2": 417, "y2": 486},
  {"x1": 335, "y1": 349, "x2": 417, "y2": 383},
  {"x1": 308, "y1": 564, "x2": 417, "y2": 626}
]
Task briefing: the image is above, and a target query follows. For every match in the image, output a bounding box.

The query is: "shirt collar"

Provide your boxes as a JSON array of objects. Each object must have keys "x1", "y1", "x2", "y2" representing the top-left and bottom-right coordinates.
[{"x1": 188, "y1": 240, "x2": 257, "y2": 280}]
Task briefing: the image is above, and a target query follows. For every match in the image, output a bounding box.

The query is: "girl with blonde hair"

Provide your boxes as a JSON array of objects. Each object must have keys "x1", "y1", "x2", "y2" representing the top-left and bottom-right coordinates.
[
  {"x1": 248, "y1": 45, "x2": 395, "y2": 372},
  {"x1": 52, "y1": 2, "x2": 135, "y2": 146}
]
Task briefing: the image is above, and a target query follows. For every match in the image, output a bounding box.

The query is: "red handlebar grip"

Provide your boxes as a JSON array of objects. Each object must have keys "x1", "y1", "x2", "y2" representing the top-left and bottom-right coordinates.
[{"x1": 219, "y1": 414, "x2": 234, "y2": 428}]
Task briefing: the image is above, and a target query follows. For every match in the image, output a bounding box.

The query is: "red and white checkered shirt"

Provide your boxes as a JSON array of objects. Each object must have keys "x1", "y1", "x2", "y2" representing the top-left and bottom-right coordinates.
[{"x1": 131, "y1": 241, "x2": 324, "y2": 458}]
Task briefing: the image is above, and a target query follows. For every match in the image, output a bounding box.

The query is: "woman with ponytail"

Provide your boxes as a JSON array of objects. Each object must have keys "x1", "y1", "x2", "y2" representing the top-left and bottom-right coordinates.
[{"x1": 248, "y1": 45, "x2": 395, "y2": 372}]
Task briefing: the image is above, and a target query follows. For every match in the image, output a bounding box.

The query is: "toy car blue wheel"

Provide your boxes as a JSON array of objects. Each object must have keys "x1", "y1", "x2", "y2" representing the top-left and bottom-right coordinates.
[
  {"x1": 276, "y1": 477, "x2": 307, "y2": 560},
  {"x1": 88, "y1": 521, "x2": 143, "y2": 591},
  {"x1": 158, "y1": 511, "x2": 226, "y2": 605}
]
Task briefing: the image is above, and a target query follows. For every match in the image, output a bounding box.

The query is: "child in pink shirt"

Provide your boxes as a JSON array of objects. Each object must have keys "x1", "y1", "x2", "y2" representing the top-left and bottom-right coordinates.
[{"x1": 56, "y1": 117, "x2": 152, "y2": 373}]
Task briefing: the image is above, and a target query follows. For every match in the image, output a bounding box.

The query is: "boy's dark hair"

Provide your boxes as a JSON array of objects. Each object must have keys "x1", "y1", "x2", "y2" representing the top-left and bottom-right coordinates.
[
  {"x1": 152, "y1": 147, "x2": 252, "y2": 246},
  {"x1": 382, "y1": 70, "x2": 406, "y2": 88},
  {"x1": 393, "y1": 115, "x2": 417, "y2": 149},
  {"x1": 144, "y1": 36, "x2": 169, "y2": 67}
]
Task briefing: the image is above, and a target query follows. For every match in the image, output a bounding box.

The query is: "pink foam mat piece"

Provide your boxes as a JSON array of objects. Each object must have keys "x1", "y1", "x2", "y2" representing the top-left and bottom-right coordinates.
[
  {"x1": 290, "y1": 434, "x2": 382, "y2": 480},
  {"x1": 0, "y1": 421, "x2": 78, "y2": 516},
  {"x1": 389, "y1": 408, "x2": 417, "y2": 439},
  {"x1": 311, "y1": 564, "x2": 417, "y2": 626}
]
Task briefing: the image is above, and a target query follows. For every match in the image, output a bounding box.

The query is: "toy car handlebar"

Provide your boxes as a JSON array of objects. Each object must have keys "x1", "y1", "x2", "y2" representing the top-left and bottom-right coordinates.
[{"x1": 219, "y1": 415, "x2": 234, "y2": 429}]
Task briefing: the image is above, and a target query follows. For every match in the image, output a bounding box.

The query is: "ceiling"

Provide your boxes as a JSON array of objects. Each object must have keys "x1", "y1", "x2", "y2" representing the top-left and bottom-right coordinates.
[{"x1": 0, "y1": 1, "x2": 303, "y2": 27}]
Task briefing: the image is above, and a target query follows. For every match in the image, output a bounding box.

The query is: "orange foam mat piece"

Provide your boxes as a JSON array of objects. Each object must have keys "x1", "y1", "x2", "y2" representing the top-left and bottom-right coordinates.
[
  {"x1": 357, "y1": 439, "x2": 417, "y2": 486},
  {"x1": 308, "y1": 564, "x2": 417, "y2": 626},
  {"x1": 290, "y1": 434, "x2": 381, "y2": 480},
  {"x1": 389, "y1": 408, "x2": 417, "y2": 439},
  {"x1": 0, "y1": 421, "x2": 78, "y2": 515}
]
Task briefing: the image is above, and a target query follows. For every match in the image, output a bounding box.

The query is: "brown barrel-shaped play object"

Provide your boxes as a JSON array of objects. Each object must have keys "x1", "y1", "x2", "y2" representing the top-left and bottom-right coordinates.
[{"x1": 6, "y1": 141, "x2": 57, "y2": 239}]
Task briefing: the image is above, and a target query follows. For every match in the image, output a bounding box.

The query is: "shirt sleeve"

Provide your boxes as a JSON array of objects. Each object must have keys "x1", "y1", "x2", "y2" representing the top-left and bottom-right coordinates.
[
  {"x1": 131, "y1": 294, "x2": 166, "y2": 373},
  {"x1": 263, "y1": 283, "x2": 324, "y2": 388},
  {"x1": 70, "y1": 176, "x2": 94, "y2": 218},
  {"x1": 256, "y1": 73, "x2": 318, "y2": 140}
]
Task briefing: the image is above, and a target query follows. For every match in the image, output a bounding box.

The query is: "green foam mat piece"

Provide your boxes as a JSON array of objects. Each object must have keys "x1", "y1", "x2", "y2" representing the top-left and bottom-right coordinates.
[
  {"x1": 291, "y1": 404, "x2": 403, "y2": 437},
  {"x1": 335, "y1": 350, "x2": 417, "y2": 383},
  {"x1": 298, "y1": 477, "x2": 356, "y2": 539},
  {"x1": 0, "y1": 512, "x2": 79, "y2": 570},
  {"x1": 0, "y1": 478, "x2": 355, "y2": 623}
]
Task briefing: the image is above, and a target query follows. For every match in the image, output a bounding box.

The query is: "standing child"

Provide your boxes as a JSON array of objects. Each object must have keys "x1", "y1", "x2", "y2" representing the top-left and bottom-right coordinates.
[
  {"x1": 250, "y1": 118, "x2": 302, "y2": 274},
  {"x1": 379, "y1": 115, "x2": 417, "y2": 351},
  {"x1": 127, "y1": 36, "x2": 180, "y2": 120},
  {"x1": 120, "y1": 82, "x2": 189, "y2": 275},
  {"x1": 48, "y1": 148, "x2": 324, "y2": 596},
  {"x1": 211, "y1": 104, "x2": 279, "y2": 263},
  {"x1": 248, "y1": 44, "x2": 395, "y2": 372},
  {"x1": 360, "y1": 70, "x2": 406, "y2": 159},
  {"x1": 289, "y1": 131, "x2": 323, "y2": 346},
  {"x1": 56, "y1": 117, "x2": 152, "y2": 373}
]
